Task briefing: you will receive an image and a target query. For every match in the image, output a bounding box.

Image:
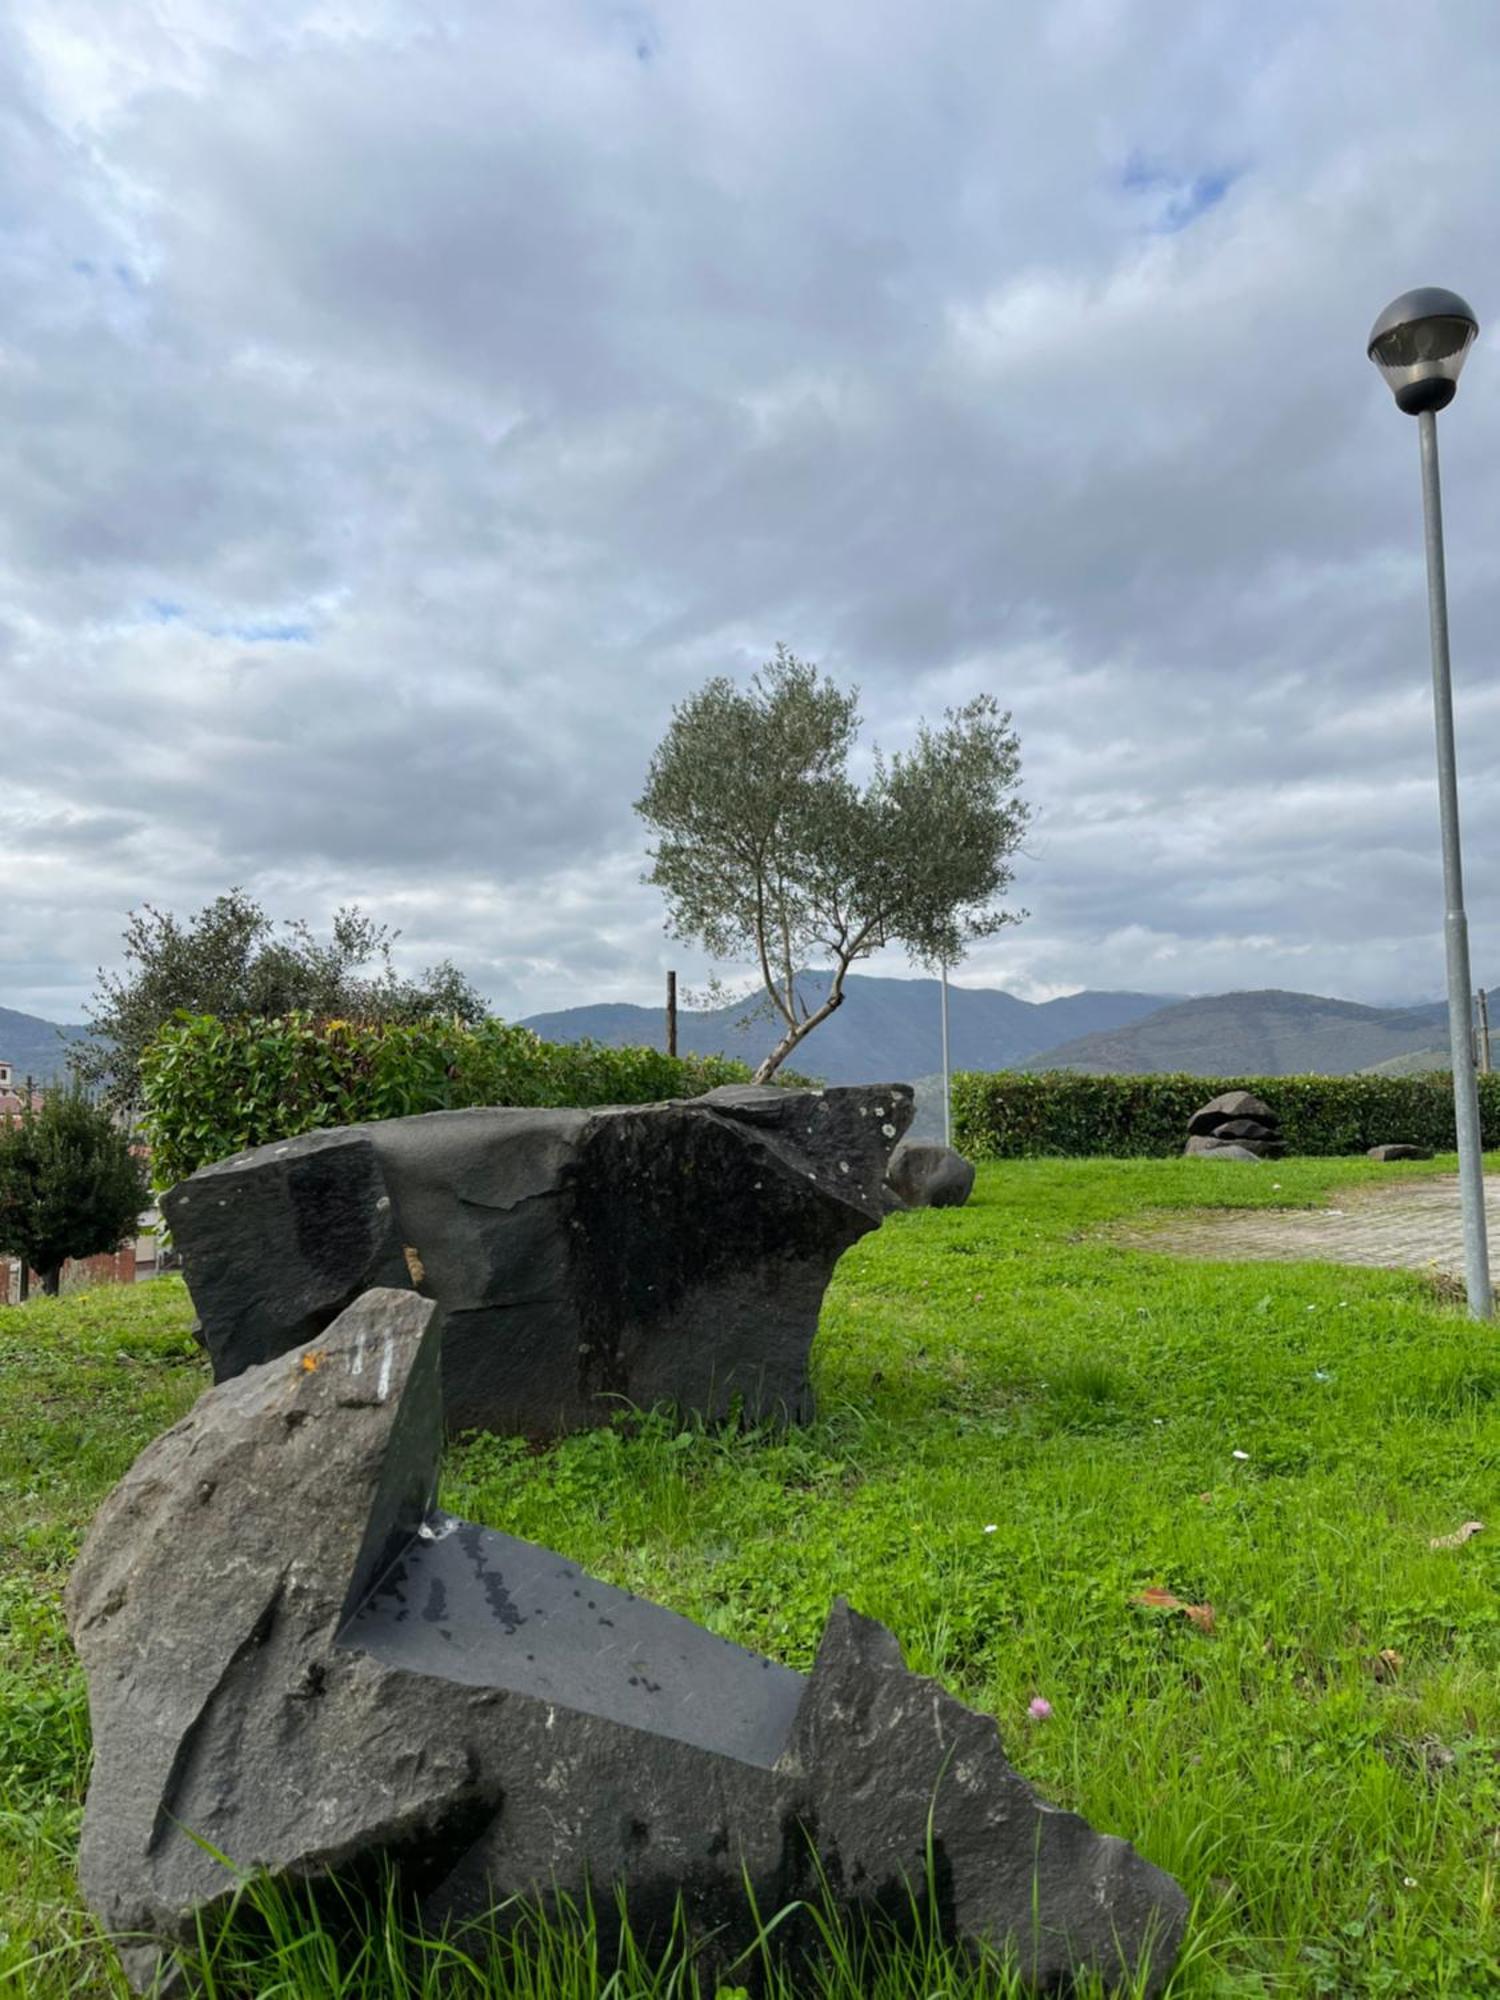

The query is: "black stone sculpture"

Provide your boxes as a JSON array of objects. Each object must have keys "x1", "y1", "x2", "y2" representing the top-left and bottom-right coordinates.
[
  {"x1": 1183, "y1": 1090, "x2": 1287, "y2": 1160},
  {"x1": 162, "y1": 1084, "x2": 914, "y2": 1436},
  {"x1": 66, "y1": 1290, "x2": 1188, "y2": 1996},
  {"x1": 886, "y1": 1139, "x2": 977, "y2": 1209}
]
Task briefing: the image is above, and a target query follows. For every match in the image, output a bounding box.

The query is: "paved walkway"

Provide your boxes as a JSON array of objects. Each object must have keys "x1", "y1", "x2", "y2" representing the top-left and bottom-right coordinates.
[{"x1": 1118, "y1": 1174, "x2": 1500, "y2": 1283}]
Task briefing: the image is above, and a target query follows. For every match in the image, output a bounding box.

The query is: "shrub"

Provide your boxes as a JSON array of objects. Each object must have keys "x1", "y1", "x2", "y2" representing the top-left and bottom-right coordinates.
[
  {"x1": 951, "y1": 1068, "x2": 1500, "y2": 1160},
  {"x1": 140, "y1": 1014, "x2": 760, "y2": 1190},
  {"x1": 0, "y1": 1088, "x2": 150, "y2": 1294}
]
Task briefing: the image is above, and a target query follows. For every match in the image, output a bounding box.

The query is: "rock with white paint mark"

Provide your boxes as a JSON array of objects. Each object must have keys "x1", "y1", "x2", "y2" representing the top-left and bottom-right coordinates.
[
  {"x1": 163, "y1": 1085, "x2": 914, "y2": 1436},
  {"x1": 67, "y1": 1289, "x2": 1188, "y2": 1997}
]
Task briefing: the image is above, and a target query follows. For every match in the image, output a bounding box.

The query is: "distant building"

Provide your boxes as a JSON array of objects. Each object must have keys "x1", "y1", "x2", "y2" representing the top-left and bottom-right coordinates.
[{"x1": 0, "y1": 1060, "x2": 44, "y2": 1123}]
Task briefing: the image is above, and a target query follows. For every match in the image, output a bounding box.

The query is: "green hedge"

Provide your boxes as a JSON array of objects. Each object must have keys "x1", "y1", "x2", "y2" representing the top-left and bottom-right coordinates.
[
  {"x1": 951, "y1": 1068, "x2": 1500, "y2": 1160},
  {"x1": 140, "y1": 1013, "x2": 762, "y2": 1190}
]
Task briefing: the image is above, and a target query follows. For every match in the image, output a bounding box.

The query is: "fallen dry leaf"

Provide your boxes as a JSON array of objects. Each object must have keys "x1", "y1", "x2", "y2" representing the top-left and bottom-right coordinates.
[
  {"x1": 1134, "y1": 1588, "x2": 1216, "y2": 1634},
  {"x1": 1430, "y1": 1520, "x2": 1484, "y2": 1550},
  {"x1": 1369, "y1": 1647, "x2": 1404, "y2": 1684},
  {"x1": 404, "y1": 1244, "x2": 426, "y2": 1286},
  {"x1": 299, "y1": 1351, "x2": 324, "y2": 1374}
]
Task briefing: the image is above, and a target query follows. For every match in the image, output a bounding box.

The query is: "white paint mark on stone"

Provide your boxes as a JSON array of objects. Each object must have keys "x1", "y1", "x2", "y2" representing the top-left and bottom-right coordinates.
[{"x1": 377, "y1": 1339, "x2": 393, "y2": 1401}]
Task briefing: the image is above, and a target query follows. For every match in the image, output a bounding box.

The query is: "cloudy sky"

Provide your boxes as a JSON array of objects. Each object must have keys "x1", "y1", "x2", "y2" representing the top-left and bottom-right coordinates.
[{"x1": 5, "y1": 0, "x2": 1500, "y2": 1026}]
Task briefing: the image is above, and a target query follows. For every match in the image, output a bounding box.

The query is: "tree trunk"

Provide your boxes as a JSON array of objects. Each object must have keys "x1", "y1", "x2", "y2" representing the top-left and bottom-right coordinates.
[
  {"x1": 40, "y1": 1265, "x2": 61, "y2": 1298},
  {"x1": 752, "y1": 988, "x2": 845, "y2": 1083}
]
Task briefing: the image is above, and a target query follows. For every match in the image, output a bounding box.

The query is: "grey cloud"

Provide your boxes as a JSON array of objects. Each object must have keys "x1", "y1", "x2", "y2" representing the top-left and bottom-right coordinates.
[{"x1": 5, "y1": 0, "x2": 1500, "y2": 1023}]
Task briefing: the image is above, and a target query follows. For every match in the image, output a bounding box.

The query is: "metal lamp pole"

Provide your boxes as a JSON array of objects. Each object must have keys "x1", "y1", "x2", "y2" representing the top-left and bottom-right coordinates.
[{"x1": 1369, "y1": 287, "x2": 1492, "y2": 1317}]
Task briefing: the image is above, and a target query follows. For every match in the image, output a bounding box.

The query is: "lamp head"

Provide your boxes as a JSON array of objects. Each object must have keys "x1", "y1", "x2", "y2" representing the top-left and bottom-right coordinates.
[{"x1": 1368, "y1": 287, "x2": 1479, "y2": 414}]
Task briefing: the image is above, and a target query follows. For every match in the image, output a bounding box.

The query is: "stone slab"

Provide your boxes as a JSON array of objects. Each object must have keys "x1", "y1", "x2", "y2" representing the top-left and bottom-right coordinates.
[
  {"x1": 67, "y1": 1290, "x2": 1188, "y2": 1997},
  {"x1": 163, "y1": 1085, "x2": 914, "y2": 1437}
]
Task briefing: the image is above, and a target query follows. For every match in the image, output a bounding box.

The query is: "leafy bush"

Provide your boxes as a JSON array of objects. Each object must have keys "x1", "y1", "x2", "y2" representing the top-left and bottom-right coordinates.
[
  {"x1": 141, "y1": 1014, "x2": 760, "y2": 1189},
  {"x1": 951, "y1": 1068, "x2": 1500, "y2": 1159},
  {"x1": 0, "y1": 1088, "x2": 150, "y2": 1294}
]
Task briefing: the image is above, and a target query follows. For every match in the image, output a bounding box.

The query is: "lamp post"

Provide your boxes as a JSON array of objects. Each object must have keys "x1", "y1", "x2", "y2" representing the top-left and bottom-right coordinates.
[{"x1": 1368, "y1": 286, "x2": 1492, "y2": 1317}]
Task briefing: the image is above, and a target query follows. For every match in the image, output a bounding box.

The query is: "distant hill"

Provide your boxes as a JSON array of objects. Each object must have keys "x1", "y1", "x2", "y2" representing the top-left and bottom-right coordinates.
[
  {"x1": 1022, "y1": 988, "x2": 1460, "y2": 1077},
  {"x1": 520, "y1": 974, "x2": 1180, "y2": 1087},
  {"x1": 0, "y1": 1006, "x2": 90, "y2": 1084},
  {"x1": 1362, "y1": 1047, "x2": 1450, "y2": 1077}
]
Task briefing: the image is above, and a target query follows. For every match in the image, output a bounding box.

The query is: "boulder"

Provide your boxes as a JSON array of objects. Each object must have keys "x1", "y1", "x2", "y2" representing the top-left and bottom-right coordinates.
[
  {"x1": 66, "y1": 1290, "x2": 1188, "y2": 1997},
  {"x1": 1191, "y1": 1091, "x2": 1276, "y2": 1126},
  {"x1": 1368, "y1": 1143, "x2": 1435, "y2": 1162},
  {"x1": 162, "y1": 1085, "x2": 914, "y2": 1437},
  {"x1": 885, "y1": 1140, "x2": 976, "y2": 1209},
  {"x1": 1185, "y1": 1092, "x2": 1285, "y2": 1160},
  {"x1": 1184, "y1": 1140, "x2": 1264, "y2": 1162},
  {"x1": 1214, "y1": 1117, "x2": 1276, "y2": 1141}
]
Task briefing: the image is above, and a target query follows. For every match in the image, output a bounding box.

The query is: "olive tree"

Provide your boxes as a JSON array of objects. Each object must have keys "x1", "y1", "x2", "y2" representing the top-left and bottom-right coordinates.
[
  {"x1": 0, "y1": 1089, "x2": 150, "y2": 1297},
  {"x1": 635, "y1": 647, "x2": 1029, "y2": 1081}
]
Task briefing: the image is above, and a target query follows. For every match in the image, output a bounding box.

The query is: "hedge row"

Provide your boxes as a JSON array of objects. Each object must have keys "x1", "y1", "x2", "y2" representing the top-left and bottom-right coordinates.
[
  {"x1": 140, "y1": 1013, "x2": 761, "y2": 1190},
  {"x1": 950, "y1": 1068, "x2": 1500, "y2": 1160}
]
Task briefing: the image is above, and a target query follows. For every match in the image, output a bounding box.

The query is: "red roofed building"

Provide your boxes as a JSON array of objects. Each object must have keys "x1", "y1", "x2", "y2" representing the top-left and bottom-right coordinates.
[{"x1": 0, "y1": 1058, "x2": 44, "y2": 1122}]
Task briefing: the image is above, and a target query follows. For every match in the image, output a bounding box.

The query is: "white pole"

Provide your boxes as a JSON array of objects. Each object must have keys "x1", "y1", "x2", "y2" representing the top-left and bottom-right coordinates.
[{"x1": 940, "y1": 961, "x2": 952, "y2": 1148}]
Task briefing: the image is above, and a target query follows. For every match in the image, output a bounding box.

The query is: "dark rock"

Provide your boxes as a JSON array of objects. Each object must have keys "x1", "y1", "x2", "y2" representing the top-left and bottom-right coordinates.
[
  {"x1": 162, "y1": 1085, "x2": 914, "y2": 1436},
  {"x1": 1368, "y1": 1143, "x2": 1435, "y2": 1162},
  {"x1": 1214, "y1": 1117, "x2": 1276, "y2": 1141},
  {"x1": 1193, "y1": 1090, "x2": 1278, "y2": 1125},
  {"x1": 1185, "y1": 1108, "x2": 1233, "y2": 1137},
  {"x1": 884, "y1": 1140, "x2": 976, "y2": 1209},
  {"x1": 66, "y1": 1291, "x2": 1188, "y2": 1997}
]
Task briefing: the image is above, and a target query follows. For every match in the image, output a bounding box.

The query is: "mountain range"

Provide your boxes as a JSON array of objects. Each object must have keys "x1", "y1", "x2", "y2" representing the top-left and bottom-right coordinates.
[
  {"x1": 519, "y1": 974, "x2": 1179, "y2": 1085},
  {"x1": 522, "y1": 979, "x2": 1488, "y2": 1083},
  {"x1": 3, "y1": 981, "x2": 1484, "y2": 1091},
  {"x1": 1018, "y1": 988, "x2": 1464, "y2": 1078},
  {"x1": 0, "y1": 1006, "x2": 90, "y2": 1084}
]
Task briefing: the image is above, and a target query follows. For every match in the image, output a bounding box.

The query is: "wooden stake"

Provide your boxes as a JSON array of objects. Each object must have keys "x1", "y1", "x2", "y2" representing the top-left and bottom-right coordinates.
[{"x1": 666, "y1": 970, "x2": 678, "y2": 1057}]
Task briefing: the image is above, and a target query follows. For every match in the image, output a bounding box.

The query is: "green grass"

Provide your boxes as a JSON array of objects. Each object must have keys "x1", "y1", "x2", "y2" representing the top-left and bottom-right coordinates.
[{"x1": 6, "y1": 1155, "x2": 1500, "y2": 1993}]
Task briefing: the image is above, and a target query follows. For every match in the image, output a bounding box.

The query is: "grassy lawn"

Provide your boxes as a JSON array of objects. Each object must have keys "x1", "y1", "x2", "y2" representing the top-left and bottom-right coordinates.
[{"x1": 6, "y1": 1154, "x2": 1500, "y2": 1994}]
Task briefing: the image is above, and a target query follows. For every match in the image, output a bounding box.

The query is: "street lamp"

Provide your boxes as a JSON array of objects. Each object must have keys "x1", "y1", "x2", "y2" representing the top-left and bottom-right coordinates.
[{"x1": 1368, "y1": 286, "x2": 1492, "y2": 1317}]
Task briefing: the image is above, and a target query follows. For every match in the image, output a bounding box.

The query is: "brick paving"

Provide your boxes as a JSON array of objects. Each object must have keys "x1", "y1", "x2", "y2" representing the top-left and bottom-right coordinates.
[{"x1": 1120, "y1": 1174, "x2": 1500, "y2": 1282}]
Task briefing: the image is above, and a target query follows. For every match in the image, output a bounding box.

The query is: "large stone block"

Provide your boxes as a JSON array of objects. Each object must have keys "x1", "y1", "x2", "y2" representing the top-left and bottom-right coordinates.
[
  {"x1": 162, "y1": 1085, "x2": 914, "y2": 1435},
  {"x1": 66, "y1": 1291, "x2": 1188, "y2": 1996}
]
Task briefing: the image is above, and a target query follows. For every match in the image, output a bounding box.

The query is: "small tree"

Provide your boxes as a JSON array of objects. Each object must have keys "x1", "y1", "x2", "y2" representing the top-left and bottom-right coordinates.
[
  {"x1": 0, "y1": 1090, "x2": 150, "y2": 1297},
  {"x1": 75, "y1": 890, "x2": 486, "y2": 1107},
  {"x1": 636, "y1": 647, "x2": 1029, "y2": 1081}
]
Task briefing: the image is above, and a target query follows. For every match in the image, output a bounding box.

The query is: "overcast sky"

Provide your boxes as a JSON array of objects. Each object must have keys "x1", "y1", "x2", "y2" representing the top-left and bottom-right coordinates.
[{"x1": 5, "y1": 0, "x2": 1500, "y2": 1025}]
